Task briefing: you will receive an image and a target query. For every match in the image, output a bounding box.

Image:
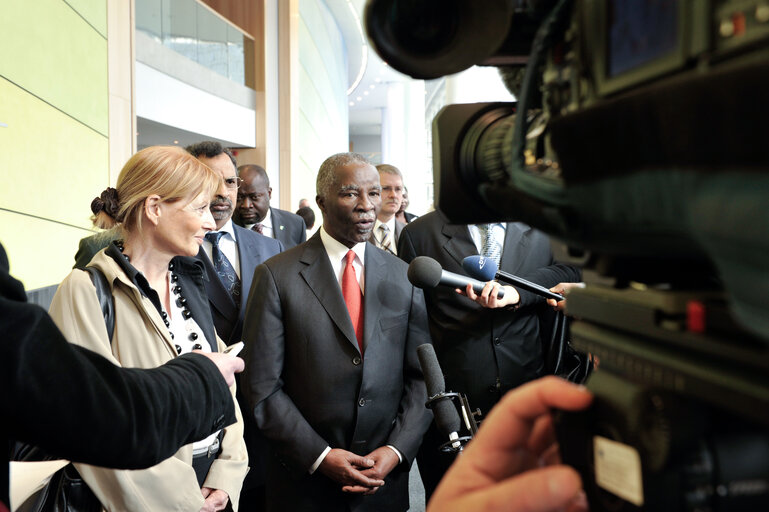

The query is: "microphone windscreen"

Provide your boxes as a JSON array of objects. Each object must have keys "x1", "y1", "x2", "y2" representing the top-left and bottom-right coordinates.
[
  {"x1": 462, "y1": 255, "x2": 498, "y2": 282},
  {"x1": 407, "y1": 256, "x2": 443, "y2": 289},
  {"x1": 417, "y1": 344, "x2": 462, "y2": 435},
  {"x1": 417, "y1": 343, "x2": 446, "y2": 397}
]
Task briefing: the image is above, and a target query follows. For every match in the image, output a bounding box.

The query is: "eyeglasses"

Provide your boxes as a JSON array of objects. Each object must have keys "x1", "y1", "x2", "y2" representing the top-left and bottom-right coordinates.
[{"x1": 223, "y1": 176, "x2": 242, "y2": 189}]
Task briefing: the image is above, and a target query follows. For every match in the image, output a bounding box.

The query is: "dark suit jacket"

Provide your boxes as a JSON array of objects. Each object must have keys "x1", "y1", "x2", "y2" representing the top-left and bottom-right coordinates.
[
  {"x1": 269, "y1": 207, "x2": 306, "y2": 249},
  {"x1": 398, "y1": 210, "x2": 582, "y2": 416},
  {"x1": 1, "y1": 243, "x2": 235, "y2": 508},
  {"x1": 196, "y1": 224, "x2": 283, "y2": 346},
  {"x1": 241, "y1": 234, "x2": 432, "y2": 512}
]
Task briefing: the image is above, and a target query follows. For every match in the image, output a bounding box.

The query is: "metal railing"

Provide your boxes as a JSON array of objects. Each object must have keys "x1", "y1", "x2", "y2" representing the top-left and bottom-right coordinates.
[{"x1": 136, "y1": 0, "x2": 254, "y2": 88}]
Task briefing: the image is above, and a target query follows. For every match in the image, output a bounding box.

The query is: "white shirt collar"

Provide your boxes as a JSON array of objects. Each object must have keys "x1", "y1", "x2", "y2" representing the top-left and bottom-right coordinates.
[
  {"x1": 320, "y1": 226, "x2": 366, "y2": 265},
  {"x1": 215, "y1": 218, "x2": 238, "y2": 242},
  {"x1": 374, "y1": 216, "x2": 396, "y2": 233},
  {"x1": 261, "y1": 207, "x2": 273, "y2": 229}
]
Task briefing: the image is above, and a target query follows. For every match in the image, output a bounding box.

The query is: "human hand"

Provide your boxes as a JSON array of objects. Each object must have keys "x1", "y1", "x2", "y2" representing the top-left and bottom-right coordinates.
[
  {"x1": 342, "y1": 446, "x2": 400, "y2": 494},
  {"x1": 457, "y1": 282, "x2": 520, "y2": 309},
  {"x1": 318, "y1": 448, "x2": 385, "y2": 493},
  {"x1": 195, "y1": 351, "x2": 244, "y2": 387},
  {"x1": 546, "y1": 282, "x2": 585, "y2": 311},
  {"x1": 199, "y1": 488, "x2": 229, "y2": 512},
  {"x1": 427, "y1": 376, "x2": 593, "y2": 512}
]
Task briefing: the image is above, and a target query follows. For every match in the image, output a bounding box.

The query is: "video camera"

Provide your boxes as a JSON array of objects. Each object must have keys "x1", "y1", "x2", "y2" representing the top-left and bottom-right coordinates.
[{"x1": 366, "y1": 1, "x2": 769, "y2": 510}]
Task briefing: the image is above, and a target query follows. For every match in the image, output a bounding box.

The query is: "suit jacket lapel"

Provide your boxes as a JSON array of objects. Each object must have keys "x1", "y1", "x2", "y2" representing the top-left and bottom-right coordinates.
[
  {"x1": 234, "y1": 225, "x2": 257, "y2": 317},
  {"x1": 299, "y1": 236, "x2": 360, "y2": 353},
  {"x1": 441, "y1": 223, "x2": 476, "y2": 270},
  {"x1": 271, "y1": 208, "x2": 288, "y2": 246},
  {"x1": 500, "y1": 222, "x2": 531, "y2": 275},
  {"x1": 362, "y1": 244, "x2": 385, "y2": 354},
  {"x1": 196, "y1": 247, "x2": 238, "y2": 323}
]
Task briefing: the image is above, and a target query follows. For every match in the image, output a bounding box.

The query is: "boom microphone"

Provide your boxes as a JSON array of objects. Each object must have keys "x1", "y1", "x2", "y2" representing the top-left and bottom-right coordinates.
[
  {"x1": 407, "y1": 256, "x2": 505, "y2": 299},
  {"x1": 461, "y1": 255, "x2": 564, "y2": 301},
  {"x1": 417, "y1": 344, "x2": 462, "y2": 451}
]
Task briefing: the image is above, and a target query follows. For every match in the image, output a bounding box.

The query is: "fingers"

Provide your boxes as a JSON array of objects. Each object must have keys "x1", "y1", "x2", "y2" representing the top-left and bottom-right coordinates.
[
  {"x1": 430, "y1": 465, "x2": 583, "y2": 512},
  {"x1": 195, "y1": 351, "x2": 245, "y2": 387},
  {"x1": 342, "y1": 484, "x2": 382, "y2": 494},
  {"x1": 462, "y1": 377, "x2": 592, "y2": 477},
  {"x1": 348, "y1": 453, "x2": 375, "y2": 469}
]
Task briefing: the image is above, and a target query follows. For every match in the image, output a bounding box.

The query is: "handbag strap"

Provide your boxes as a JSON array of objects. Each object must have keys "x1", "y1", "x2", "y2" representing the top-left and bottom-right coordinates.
[{"x1": 84, "y1": 266, "x2": 114, "y2": 344}]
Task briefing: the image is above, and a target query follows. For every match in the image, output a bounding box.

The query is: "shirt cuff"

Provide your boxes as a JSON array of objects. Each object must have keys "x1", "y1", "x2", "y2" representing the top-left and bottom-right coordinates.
[
  {"x1": 309, "y1": 446, "x2": 331, "y2": 474},
  {"x1": 386, "y1": 445, "x2": 403, "y2": 464}
]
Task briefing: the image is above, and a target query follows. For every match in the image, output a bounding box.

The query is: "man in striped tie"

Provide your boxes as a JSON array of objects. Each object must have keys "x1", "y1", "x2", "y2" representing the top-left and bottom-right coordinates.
[{"x1": 369, "y1": 164, "x2": 406, "y2": 255}]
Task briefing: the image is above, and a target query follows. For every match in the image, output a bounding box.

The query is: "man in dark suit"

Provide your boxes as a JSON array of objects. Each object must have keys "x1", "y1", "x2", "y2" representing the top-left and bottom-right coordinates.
[
  {"x1": 398, "y1": 209, "x2": 582, "y2": 498},
  {"x1": 236, "y1": 164, "x2": 307, "y2": 249},
  {"x1": 242, "y1": 152, "x2": 432, "y2": 512},
  {"x1": 186, "y1": 141, "x2": 283, "y2": 510},
  {"x1": 368, "y1": 164, "x2": 406, "y2": 255}
]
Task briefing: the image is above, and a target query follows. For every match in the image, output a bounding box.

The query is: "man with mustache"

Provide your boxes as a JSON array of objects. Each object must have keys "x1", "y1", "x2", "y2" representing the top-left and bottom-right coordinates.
[
  {"x1": 368, "y1": 164, "x2": 406, "y2": 255},
  {"x1": 242, "y1": 152, "x2": 432, "y2": 512},
  {"x1": 186, "y1": 141, "x2": 283, "y2": 511}
]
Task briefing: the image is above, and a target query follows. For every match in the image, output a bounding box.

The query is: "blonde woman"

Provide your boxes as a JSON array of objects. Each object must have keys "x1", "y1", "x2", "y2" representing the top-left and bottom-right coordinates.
[{"x1": 49, "y1": 146, "x2": 248, "y2": 511}]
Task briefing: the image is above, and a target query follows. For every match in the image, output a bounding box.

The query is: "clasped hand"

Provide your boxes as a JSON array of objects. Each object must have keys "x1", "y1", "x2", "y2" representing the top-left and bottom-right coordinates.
[{"x1": 319, "y1": 446, "x2": 400, "y2": 495}]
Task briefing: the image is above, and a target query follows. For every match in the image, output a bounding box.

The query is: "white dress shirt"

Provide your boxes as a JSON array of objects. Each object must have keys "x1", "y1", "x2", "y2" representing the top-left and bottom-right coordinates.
[
  {"x1": 373, "y1": 217, "x2": 397, "y2": 255},
  {"x1": 245, "y1": 207, "x2": 274, "y2": 238},
  {"x1": 202, "y1": 219, "x2": 241, "y2": 278}
]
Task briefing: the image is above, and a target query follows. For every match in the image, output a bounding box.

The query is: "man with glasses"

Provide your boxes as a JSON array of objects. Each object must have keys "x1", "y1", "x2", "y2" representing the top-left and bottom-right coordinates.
[
  {"x1": 186, "y1": 141, "x2": 283, "y2": 511},
  {"x1": 368, "y1": 164, "x2": 406, "y2": 255},
  {"x1": 186, "y1": 141, "x2": 283, "y2": 346}
]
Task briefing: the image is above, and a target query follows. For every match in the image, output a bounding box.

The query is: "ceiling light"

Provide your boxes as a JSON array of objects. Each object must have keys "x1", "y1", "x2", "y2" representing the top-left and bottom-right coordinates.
[
  {"x1": 357, "y1": 96, "x2": 362, "y2": 101},
  {"x1": 173, "y1": 140, "x2": 179, "y2": 144},
  {"x1": 349, "y1": 101, "x2": 355, "y2": 106},
  {"x1": 364, "y1": 91, "x2": 369, "y2": 95},
  {"x1": 369, "y1": 84, "x2": 375, "y2": 89},
  {"x1": 375, "y1": 77, "x2": 381, "y2": 83}
]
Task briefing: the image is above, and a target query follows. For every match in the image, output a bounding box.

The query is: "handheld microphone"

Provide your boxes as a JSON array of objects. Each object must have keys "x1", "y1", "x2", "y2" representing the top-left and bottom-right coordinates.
[
  {"x1": 461, "y1": 255, "x2": 564, "y2": 301},
  {"x1": 417, "y1": 344, "x2": 463, "y2": 451},
  {"x1": 407, "y1": 256, "x2": 504, "y2": 299}
]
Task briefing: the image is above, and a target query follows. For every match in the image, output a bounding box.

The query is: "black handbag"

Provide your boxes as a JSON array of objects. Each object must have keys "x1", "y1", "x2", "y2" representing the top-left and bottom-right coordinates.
[
  {"x1": 13, "y1": 459, "x2": 101, "y2": 512},
  {"x1": 12, "y1": 267, "x2": 114, "y2": 511}
]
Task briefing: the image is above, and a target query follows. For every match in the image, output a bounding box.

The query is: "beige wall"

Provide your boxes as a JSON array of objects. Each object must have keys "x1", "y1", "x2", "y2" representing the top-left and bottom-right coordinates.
[{"x1": 1, "y1": 0, "x2": 111, "y2": 289}]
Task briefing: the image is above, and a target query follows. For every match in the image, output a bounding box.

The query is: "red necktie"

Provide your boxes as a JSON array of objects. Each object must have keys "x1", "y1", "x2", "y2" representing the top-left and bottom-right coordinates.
[
  {"x1": 342, "y1": 250, "x2": 364, "y2": 355},
  {"x1": 252, "y1": 223, "x2": 264, "y2": 234}
]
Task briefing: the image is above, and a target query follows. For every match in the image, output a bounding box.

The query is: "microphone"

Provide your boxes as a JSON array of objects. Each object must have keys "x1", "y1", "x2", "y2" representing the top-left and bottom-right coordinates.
[
  {"x1": 407, "y1": 256, "x2": 505, "y2": 299},
  {"x1": 417, "y1": 344, "x2": 463, "y2": 451},
  {"x1": 462, "y1": 255, "x2": 565, "y2": 301}
]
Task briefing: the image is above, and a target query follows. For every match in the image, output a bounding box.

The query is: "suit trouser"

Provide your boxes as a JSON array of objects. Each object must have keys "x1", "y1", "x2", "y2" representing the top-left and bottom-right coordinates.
[{"x1": 416, "y1": 421, "x2": 460, "y2": 501}]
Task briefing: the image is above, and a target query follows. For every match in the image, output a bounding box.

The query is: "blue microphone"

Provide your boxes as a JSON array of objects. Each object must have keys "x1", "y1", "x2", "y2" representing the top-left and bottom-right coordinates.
[{"x1": 461, "y1": 255, "x2": 564, "y2": 301}]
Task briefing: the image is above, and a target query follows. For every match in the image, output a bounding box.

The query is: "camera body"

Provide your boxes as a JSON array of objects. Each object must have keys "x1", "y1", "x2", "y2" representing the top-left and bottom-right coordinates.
[{"x1": 367, "y1": 0, "x2": 769, "y2": 509}]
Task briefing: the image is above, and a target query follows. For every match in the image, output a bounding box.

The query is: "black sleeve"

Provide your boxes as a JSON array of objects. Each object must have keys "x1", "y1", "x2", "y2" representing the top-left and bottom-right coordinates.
[
  {"x1": 1, "y1": 255, "x2": 235, "y2": 469},
  {"x1": 516, "y1": 262, "x2": 582, "y2": 307},
  {"x1": 397, "y1": 226, "x2": 418, "y2": 264}
]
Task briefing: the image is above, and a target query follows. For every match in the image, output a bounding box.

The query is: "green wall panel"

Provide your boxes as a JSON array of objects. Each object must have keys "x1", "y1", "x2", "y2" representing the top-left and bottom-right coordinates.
[
  {"x1": 0, "y1": 78, "x2": 108, "y2": 228},
  {"x1": 0, "y1": 210, "x2": 92, "y2": 291},
  {"x1": 65, "y1": 0, "x2": 108, "y2": 37},
  {"x1": 0, "y1": 0, "x2": 108, "y2": 135}
]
